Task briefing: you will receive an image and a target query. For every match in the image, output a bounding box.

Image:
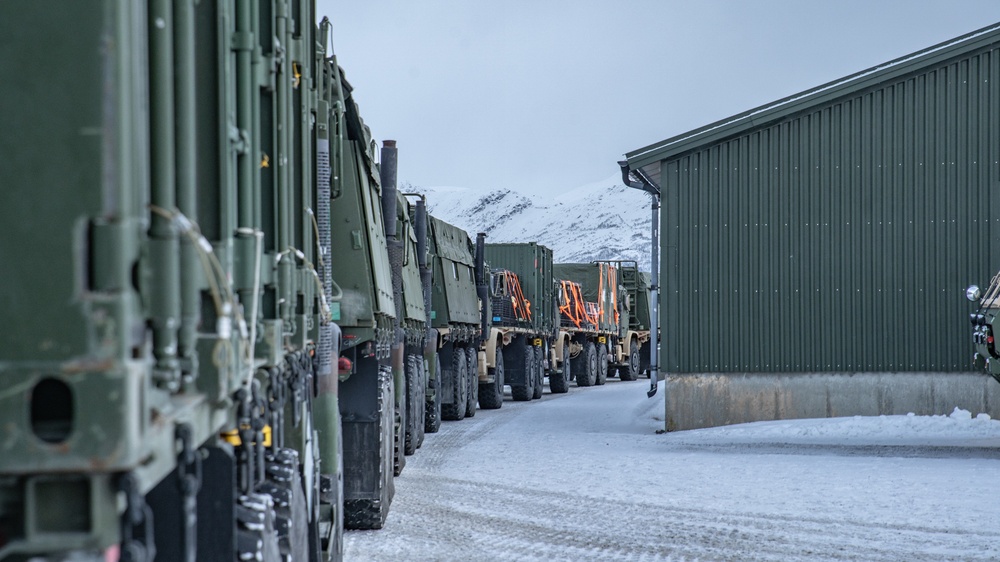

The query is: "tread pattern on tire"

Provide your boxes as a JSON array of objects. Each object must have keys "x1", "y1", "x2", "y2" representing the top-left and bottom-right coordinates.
[
  {"x1": 574, "y1": 341, "x2": 596, "y2": 387},
  {"x1": 465, "y1": 346, "x2": 478, "y2": 417},
  {"x1": 404, "y1": 354, "x2": 421, "y2": 455},
  {"x1": 478, "y1": 345, "x2": 504, "y2": 410},
  {"x1": 531, "y1": 346, "x2": 544, "y2": 399},
  {"x1": 510, "y1": 343, "x2": 533, "y2": 401},
  {"x1": 424, "y1": 355, "x2": 442, "y2": 434},
  {"x1": 550, "y1": 342, "x2": 570, "y2": 393},
  {"x1": 619, "y1": 340, "x2": 640, "y2": 381},
  {"x1": 595, "y1": 342, "x2": 608, "y2": 385}
]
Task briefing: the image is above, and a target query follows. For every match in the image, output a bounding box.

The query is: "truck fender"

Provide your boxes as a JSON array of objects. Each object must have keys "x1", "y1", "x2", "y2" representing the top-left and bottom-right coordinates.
[
  {"x1": 621, "y1": 331, "x2": 640, "y2": 363},
  {"x1": 553, "y1": 331, "x2": 571, "y2": 369}
]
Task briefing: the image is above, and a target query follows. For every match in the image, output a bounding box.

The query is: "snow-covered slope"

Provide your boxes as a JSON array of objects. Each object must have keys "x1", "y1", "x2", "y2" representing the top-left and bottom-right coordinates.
[{"x1": 416, "y1": 174, "x2": 653, "y2": 271}]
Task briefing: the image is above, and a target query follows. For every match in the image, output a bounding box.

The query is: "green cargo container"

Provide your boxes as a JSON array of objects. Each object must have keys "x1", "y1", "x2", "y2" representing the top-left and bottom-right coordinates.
[
  {"x1": 486, "y1": 243, "x2": 555, "y2": 336},
  {"x1": 429, "y1": 216, "x2": 480, "y2": 328},
  {"x1": 554, "y1": 262, "x2": 624, "y2": 336}
]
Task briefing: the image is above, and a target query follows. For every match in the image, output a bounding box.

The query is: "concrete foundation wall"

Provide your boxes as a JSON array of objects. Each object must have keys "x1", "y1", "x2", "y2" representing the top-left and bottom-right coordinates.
[{"x1": 664, "y1": 372, "x2": 1000, "y2": 431}]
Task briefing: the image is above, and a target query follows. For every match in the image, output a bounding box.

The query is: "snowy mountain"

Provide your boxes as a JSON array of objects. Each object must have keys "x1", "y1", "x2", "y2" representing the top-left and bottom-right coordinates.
[{"x1": 415, "y1": 174, "x2": 654, "y2": 271}]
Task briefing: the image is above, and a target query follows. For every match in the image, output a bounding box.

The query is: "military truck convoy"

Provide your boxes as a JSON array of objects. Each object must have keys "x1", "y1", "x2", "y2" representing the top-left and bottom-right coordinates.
[{"x1": 0, "y1": 2, "x2": 652, "y2": 561}]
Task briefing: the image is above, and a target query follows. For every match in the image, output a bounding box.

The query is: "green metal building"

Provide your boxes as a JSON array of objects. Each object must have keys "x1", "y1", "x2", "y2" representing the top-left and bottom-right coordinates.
[{"x1": 625, "y1": 23, "x2": 1000, "y2": 426}]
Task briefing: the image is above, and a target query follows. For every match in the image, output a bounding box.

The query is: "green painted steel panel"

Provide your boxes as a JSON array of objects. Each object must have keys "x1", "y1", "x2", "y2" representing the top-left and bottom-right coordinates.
[
  {"x1": 428, "y1": 216, "x2": 479, "y2": 327},
  {"x1": 401, "y1": 200, "x2": 427, "y2": 323},
  {"x1": 649, "y1": 38, "x2": 1000, "y2": 374},
  {"x1": 329, "y1": 142, "x2": 394, "y2": 329},
  {"x1": 0, "y1": 1, "x2": 145, "y2": 363}
]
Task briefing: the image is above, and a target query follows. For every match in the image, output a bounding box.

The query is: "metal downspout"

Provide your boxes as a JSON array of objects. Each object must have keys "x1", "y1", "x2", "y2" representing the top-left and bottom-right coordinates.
[{"x1": 618, "y1": 161, "x2": 660, "y2": 400}]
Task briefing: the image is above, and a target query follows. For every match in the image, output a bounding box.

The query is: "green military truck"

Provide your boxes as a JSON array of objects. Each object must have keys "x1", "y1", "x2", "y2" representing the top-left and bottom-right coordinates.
[
  {"x1": 485, "y1": 243, "x2": 572, "y2": 401},
  {"x1": 0, "y1": 4, "x2": 350, "y2": 559},
  {"x1": 594, "y1": 261, "x2": 653, "y2": 380},
  {"x1": 554, "y1": 262, "x2": 631, "y2": 386},
  {"x1": 427, "y1": 217, "x2": 486, "y2": 421},
  {"x1": 328, "y1": 120, "x2": 410, "y2": 529}
]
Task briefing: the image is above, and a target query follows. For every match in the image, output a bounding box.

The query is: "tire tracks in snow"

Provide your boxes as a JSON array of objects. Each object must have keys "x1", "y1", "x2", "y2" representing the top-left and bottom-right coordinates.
[
  {"x1": 350, "y1": 472, "x2": 998, "y2": 561},
  {"x1": 346, "y1": 382, "x2": 1000, "y2": 561}
]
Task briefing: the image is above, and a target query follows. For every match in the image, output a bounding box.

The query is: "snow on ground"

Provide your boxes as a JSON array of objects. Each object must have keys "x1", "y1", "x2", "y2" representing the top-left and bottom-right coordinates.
[{"x1": 345, "y1": 380, "x2": 1000, "y2": 561}]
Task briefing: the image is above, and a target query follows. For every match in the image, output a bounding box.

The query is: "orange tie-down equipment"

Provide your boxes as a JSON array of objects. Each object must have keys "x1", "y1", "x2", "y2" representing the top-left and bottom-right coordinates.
[
  {"x1": 495, "y1": 269, "x2": 532, "y2": 323},
  {"x1": 559, "y1": 279, "x2": 597, "y2": 330},
  {"x1": 596, "y1": 262, "x2": 620, "y2": 327}
]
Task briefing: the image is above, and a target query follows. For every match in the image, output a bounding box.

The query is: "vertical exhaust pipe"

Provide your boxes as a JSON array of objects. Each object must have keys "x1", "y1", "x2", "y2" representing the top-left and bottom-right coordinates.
[
  {"x1": 380, "y1": 140, "x2": 398, "y2": 239},
  {"x1": 475, "y1": 232, "x2": 489, "y2": 345},
  {"x1": 414, "y1": 196, "x2": 432, "y2": 332}
]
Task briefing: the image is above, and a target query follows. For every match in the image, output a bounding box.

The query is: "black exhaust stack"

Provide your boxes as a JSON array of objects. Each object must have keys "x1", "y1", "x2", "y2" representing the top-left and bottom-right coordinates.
[
  {"x1": 475, "y1": 232, "x2": 489, "y2": 345},
  {"x1": 380, "y1": 141, "x2": 398, "y2": 238},
  {"x1": 414, "y1": 197, "x2": 432, "y2": 332}
]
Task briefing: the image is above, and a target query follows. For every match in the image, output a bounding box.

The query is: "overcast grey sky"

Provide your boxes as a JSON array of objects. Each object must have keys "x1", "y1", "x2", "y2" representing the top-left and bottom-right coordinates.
[{"x1": 316, "y1": 1, "x2": 1000, "y2": 195}]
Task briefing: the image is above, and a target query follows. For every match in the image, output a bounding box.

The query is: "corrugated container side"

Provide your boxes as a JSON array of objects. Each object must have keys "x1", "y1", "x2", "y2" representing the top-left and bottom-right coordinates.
[{"x1": 486, "y1": 243, "x2": 555, "y2": 336}]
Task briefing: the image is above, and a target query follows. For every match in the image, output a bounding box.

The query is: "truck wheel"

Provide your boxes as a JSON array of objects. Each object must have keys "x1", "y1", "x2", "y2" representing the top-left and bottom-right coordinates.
[
  {"x1": 619, "y1": 340, "x2": 640, "y2": 381},
  {"x1": 479, "y1": 346, "x2": 504, "y2": 409},
  {"x1": 415, "y1": 356, "x2": 426, "y2": 448},
  {"x1": 465, "y1": 347, "x2": 478, "y2": 418},
  {"x1": 511, "y1": 344, "x2": 533, "y2": 401},
  {"x1": 595, "y1": 342, "x2": 608, "y2": 385},
  {"x1": 425, "y1": 355, "x2": 442, "y2": 434},
  {"x1": 532, "y1": 346, "x2": 544, "y2": 399},
  {"x1": 258, "y1": 448, "x2": 310, "y2": 562},
  {"x1": 442, "y1": 348, "x2": 468, "y2": 421},
  {"x1": 575, "y1": 342, "x2": 597, "y2": 386},
  {"x1": 550, "y1": 343, "x2": 570, "y2": 394},
  {"x1": 393, "y1": 366, "x2": 407, "y2": 476},
  {"x1": 404, "y1": 355, "x2": 421, "y2": 455}
]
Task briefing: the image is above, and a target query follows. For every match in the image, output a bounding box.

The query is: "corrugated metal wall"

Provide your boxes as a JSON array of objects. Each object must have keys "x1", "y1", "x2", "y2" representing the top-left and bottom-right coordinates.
[{"x1": 661, "y1": 46, "x2": 1000, "y2": 374}]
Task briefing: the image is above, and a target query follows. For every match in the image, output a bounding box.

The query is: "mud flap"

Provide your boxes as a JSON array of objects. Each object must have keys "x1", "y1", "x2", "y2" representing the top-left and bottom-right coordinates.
[{"x1": 340, "y1": 357, "x2": 395, "y2": 529}]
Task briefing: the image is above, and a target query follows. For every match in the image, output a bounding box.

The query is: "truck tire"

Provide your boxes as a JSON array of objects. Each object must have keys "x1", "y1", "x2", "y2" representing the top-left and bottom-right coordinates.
[
  {"x1": 442, "y1": 348, "x2": 468, "y2": 421},
  {"x1": 415, "y1": 357, "x2": 426, "y2": 448},
  {"x1": 259, "y1": 448, "x2": 310, "y2": 562},
  {"x1": 550, "y1": 343, "x2": 570, "y2": 394},
  {"x1": 479, "y1": 345, "x2": 504, "y2": 410},
  {"x1": 532, "y1": 346, "x2": 544, "y2": 399},
  {"x1": 404, "y1": 355, "x2": 422, "y2": 455},
  {"x1": 619, "y1": 340, "x2": 640, "y2": 381},
  {"x1": 425, "y1": 355, "x2": 442, "y2": 434},
  {"x1": 511, "y1": 344, "x2": 533, "y2": 401},
  {"x1": 574, "y1": 341, "x2": 597, "y2": 387},
  {"x1": 595, "y1": 342, "x2": 608, "y2": 385},
  {"x1": 465, "y1": 346, "x2": 478, "y2": 418},
  {"x1": 393, "y1": 370, "x2": 406, "y2": 476}
]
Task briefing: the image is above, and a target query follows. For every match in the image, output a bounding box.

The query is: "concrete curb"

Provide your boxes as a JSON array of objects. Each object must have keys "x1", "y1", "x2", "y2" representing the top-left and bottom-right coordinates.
[{"x1": 664, "y1": 371, "x2": 1000, "y2": 431}]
